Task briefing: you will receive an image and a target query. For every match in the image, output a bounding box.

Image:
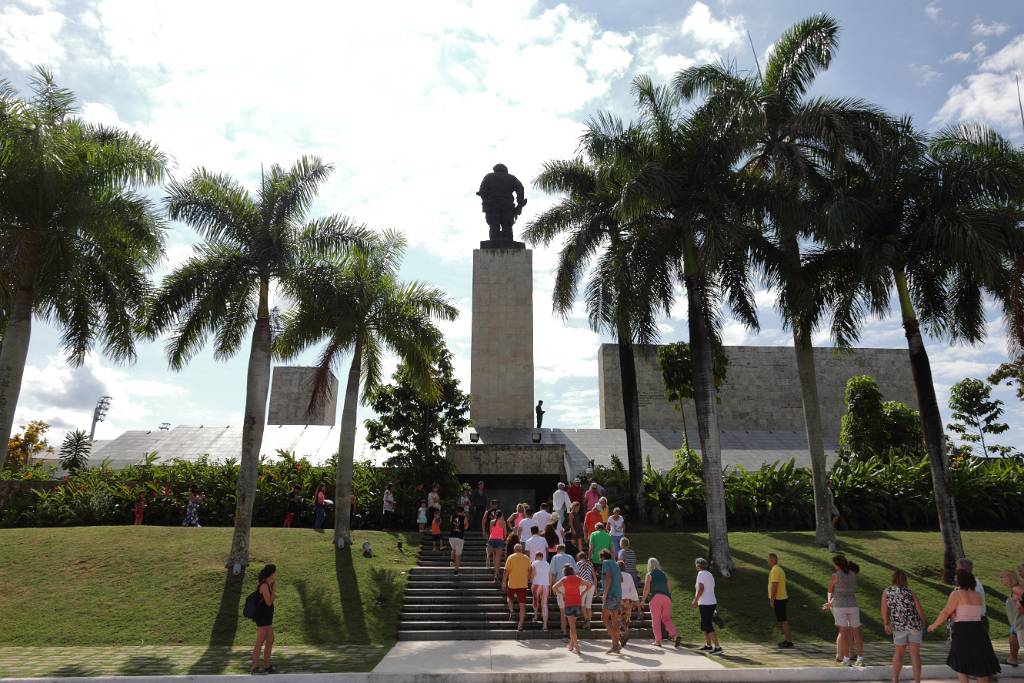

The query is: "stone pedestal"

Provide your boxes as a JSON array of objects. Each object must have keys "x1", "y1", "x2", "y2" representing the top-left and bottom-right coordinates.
[{"x1": 470, "y1": 244, "x2": 534, "y2": 428}]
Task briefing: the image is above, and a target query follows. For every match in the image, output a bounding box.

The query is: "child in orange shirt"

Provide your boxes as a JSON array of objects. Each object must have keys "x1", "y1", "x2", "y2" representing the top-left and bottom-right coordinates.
[{"x1": 431, "y1": 511, "x2": 442, "y2": 551}]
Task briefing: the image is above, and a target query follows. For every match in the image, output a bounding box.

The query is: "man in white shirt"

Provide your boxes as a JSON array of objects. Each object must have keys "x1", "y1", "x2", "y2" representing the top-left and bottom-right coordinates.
[
  {"x1": 691, "y1": 557, "x2": 723, "y2": 654},
  {"x1": 552, "y1": 482, "x2": 571, "y2": 519},
  {"x1": 525, "y1": 526, "x2": 548, "y2": 563},
  {"x1": 517, "y1": 510, "x2": 536, "y2": 542},
  {"x1": 532, "y1": 502, "x2": 551, "y2": 532}
]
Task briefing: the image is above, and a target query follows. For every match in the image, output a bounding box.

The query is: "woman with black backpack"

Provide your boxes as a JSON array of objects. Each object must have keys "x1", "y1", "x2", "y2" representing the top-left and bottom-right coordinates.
[{"x1": 249, "y1": 564, "x2": 277, "y2": 674}]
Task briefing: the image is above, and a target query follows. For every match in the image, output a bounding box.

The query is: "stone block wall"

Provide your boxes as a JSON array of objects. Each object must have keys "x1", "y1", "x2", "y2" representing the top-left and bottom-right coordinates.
[
  {"x1": 267, "y1": 366, "x2": 338, "y2": 426},
  {"x1": 599, "y1": 344, "x2": 918, "y2": 445},
  {"x1": 470, "y1": 247, "x2": 534, "y2": 427}
]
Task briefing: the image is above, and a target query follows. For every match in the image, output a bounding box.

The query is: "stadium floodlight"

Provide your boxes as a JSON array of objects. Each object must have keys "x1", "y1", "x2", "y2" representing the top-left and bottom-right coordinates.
[{"x1": 89, "y1": 396, "x2": 113, "y2": 441}]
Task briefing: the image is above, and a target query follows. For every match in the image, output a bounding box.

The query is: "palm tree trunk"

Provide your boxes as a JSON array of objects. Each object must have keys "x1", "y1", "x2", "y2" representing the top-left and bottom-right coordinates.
[
  {"x1": 682, "y1": 239, "x2": 732, "y2": 576},
  {"x1": 226, "y1": 278, "x2": 272, "y2": 572},
  {"x1": 334, "y1": 341, "x2": 361, "y2": 548},
  {"x1": 615, "y1": 322, "x2": 647, "y2": 521},
  {"x1": 792, "y1": 328, "x2": 835, "y2": 547},
  {"x1": 0, "y1": 285, "x2": 34, "y2": 470},
  {"x1": 678, "y1": 399, "x2": 691, "y2": 453},
  {"x1": 895, "y1": 269, "x2": 964, "y2": 582}
]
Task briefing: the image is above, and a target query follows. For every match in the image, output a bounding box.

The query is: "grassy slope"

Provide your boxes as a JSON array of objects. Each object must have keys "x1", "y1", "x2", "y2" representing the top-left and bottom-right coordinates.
[
  {"x1": 629, "y1": 531, "x2": 1020, "y2": 644},
  {"x1": 0, "y1": 527, "x2": 417, "y2": 647},
  {"x1": 1, "y1": 528, "x2": 1017, "y2": 649}
]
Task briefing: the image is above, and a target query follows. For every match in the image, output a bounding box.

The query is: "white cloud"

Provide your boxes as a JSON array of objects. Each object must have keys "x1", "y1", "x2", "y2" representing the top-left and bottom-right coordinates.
[
  {"x1": 0, "y1": 4, "x2": 65, "y2": 68},
  {"x1": 972, "y1": 20, "x2": 1009, "y2": 37},
  {"x1": 680, "y1": 1, "x2": 744, "y2": 49},
  {"x1": 935, "y1": 34, "x2": 1024, "y2": 127},
  {"x1": 973, "y1": 41, "x2": 988, "y2": 58},
  {"x1": 910, "y1": 63, "x2": 943, "y2": 87},
  {"x1": 943, "y1": 51, "x2": 971, "y2": 63},
  {"x1": 925, "y1": 2, "x2": 942, "y2": 22}
]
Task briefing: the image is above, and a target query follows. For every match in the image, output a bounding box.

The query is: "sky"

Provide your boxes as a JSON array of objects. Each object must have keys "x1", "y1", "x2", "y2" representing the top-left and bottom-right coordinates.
[{"x1": 3, "y1": 0, "x2": 1024, "y2": 457}]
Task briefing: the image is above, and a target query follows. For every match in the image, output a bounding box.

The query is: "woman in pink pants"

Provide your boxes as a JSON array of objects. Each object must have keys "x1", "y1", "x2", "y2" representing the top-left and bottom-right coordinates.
[{"x1": 642, "y1": 557, "x2": 683, "y2": 648}]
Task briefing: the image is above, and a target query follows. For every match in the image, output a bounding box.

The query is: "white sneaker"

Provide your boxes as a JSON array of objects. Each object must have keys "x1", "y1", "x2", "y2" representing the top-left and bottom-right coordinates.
[
  {"x1": 855, "y1": 657, "x2": 864, "y2": 668},
  {"x1": 841, "y1": 657, "x2": 851, "y2": 667}
]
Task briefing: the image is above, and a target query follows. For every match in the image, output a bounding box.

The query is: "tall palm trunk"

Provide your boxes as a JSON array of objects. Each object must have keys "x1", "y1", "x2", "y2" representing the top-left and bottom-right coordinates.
[
  {"x1": 0, "y1": 285, "x2": 34, "y2": 470},
  {"x1": 615, "y1": 318, "x2": 647, "y2": 521},
  {"x1": 226, "y1": 278, "x2": 272, "y2": 572},
  {"x1": 678, "y1": 400, "x2": 691, "y2": 453},
  {"x1": 792, "y1": 328, "x2": 835, "y2": 547},
  {"x1": 683, "y1": 238, "x2": 732, "y2": 576},
  {"x1": 334, "y1": 340, "x2": 361, "y2": 548},
  {"x1": 895, "y1": 269, "x2": 964, "y2": 582}
]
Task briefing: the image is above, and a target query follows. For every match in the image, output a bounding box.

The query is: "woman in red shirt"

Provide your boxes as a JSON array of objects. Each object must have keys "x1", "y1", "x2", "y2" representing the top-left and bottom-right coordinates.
[{"x1": 553, "y1": 565, "x2": 592, "y2": 655}]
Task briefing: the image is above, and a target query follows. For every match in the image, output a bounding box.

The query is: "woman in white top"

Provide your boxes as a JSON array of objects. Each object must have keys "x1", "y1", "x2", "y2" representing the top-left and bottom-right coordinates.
[
  {"x1": 529, "y1": 552, "x2": 552, "y2": 631},
  {"x1": 608, "y1": 508, "x2": 626, "y2": 554},
  {"x1": 691, "y1": 557, "x2": 722, "y2": 654},
  {"x1": 618, "y1": 559, "x2": 639, "y2": 644}
]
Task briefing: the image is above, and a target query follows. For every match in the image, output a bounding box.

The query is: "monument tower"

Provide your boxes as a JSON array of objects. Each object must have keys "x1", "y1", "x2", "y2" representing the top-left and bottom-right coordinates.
[{"x1": 470, "y1": 163, "x2": 534, "y2": 428}]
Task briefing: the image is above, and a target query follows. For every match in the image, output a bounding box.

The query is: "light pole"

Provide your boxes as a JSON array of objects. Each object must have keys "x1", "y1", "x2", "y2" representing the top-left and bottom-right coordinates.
[{"x1": 89, "y1": 396, "x2": 112, "y2": 442}]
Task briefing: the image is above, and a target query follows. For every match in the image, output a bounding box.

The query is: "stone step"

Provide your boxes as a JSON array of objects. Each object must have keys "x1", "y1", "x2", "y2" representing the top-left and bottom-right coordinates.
[
  {"x1": 398, "y1": 620, "x2": 653, "y2": 632},
  {"x1": 397, "y1": 629, "x2": 655, "y2": 641}
]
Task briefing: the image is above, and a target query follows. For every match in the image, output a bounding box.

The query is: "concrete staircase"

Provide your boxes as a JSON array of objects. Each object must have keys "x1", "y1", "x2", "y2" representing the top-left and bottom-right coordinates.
[{"x1": 398, "y1": 531, "x2": 654, "y2": 641}]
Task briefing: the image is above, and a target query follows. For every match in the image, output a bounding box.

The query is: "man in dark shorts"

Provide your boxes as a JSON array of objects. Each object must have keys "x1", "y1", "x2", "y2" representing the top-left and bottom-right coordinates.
[
  {"x1": 450, "y1": 506, "x2": 468, "y2": 576},
  {"x1": 504, "y1": 544, "x2": 531, "y2": 632},
  {"x1": 600, "y1": 548, "x2": 623, "y2": 654},
  {"x1": 768, "y1": 553, "x2": 793, "y2": 648},
  {"x1": 471, "y1": 481, "x2": 488, "y2": 521}
]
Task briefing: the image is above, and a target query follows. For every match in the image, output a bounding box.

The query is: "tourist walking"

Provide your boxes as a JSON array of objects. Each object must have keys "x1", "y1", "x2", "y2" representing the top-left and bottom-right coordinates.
[
  {"x1": 568, "y1": 479, "x2": 583, "y2": 528},
  {"x1": 283, "y1": 485, "x2": 301, "y2": 528},
  {"x1": 999, "y1": 569, "x2": 1024, "y2": 667},
  {"x1": 576, "y1": 551, "x2": 596, "y2": 628},
  {"x1": 598, "y1": 496, "x2": 610, "y2": 523},
  {"x1": 430, "y1": 511, "x2": 442, "y2": 551},
  {"x1": 553, "y1": 565, "x2": 590, "y2": 655},
  {"x1": 584, "y1": 481, "x2": 603, "y2": 511},
  {"x1": 381, "y1": 482, "x2": 396, "y2": 530},
  {"x1": 503, "y1": 544, "x2": 531, "y2": 632},
  {"x1": 416, "y1": 500, "x2": 428, "y2": 532},
  {"x1": 618, "y1": 559, "x2": 639, "y2": 646},
  {"x1": 583, "y1": 505, "x2": 603, "y2": 554},
  {"x1": 525, "y1": 524, "x2": 548, "y2": 562},
  {"x1": 250, "y1": 563, "x2": 277, "y2": 675},
  {"x1": 471, "y1": 481, "x2": 488, "y2": 522},
  {"x1": 508, "y1": 502, "x2": 527, "y2": 532},
  {"x1": 517, "y1": 508, "x2": 536, "y2": 542},
  {"x1": 768, "y1": 553, "x2": 793, "y2": 648},
  {"x1": 601, "y1": 548, "x2": 623, "y2": 653},
  {"x1": 553, "y1": 482, "x2": 571, "y2": 520},
  {"x1": 826, "y1": 555, "x2": 863, "y2": 666},
  {"x1": 457, "y1": 486, "x2": 471, "y2": 514},
  {"x1": 544, "y1": 522, "x2": 560, "y2": 557},
  {"x1": 487, "y1": 510, "x2": 507, "y2": 583},
  {"x1": 618, "y1": 537, "x2": 639, "y2": 588},
  {"x1": 427, "y1": 482, "x2": 441, "y2": 517},
  {"x1": 928, "y1": 568, "x2": 1000, "y2": 683},
  {"x1": 533, "y1": 502, "x2": 552, "y2": 531},
  {"x1": 882, "y1": 569, "x2": 926, "y2": 683},
  {"x1": 313, "y1": 484, "x2": 327, "y2": 531},
  {"x1": 692, "y1": 557, "x2": 723, "y2": 655},
  {"x1": 589, "y1": 522, "x2": 612, "y2": 566},
  {"x1": 956, "y1": 558, "x2": 987, "y2": 624},
  {"x1": 182, "y1": 486, "x2": 203, "y2": 527},
  {"x1": 549, "y1": 545, "x2": 577, "y2": 639},
  {"x1": 608, "y1": 507, "x2": 626, "y2": 554},
  {"x1": 449, "y1": 505, "x2": 468, "y2": 576},
  {"x1": 133, "y1": 493, "x2": 146, "y2": 526},
  {"x1": 530, "y1": 551, "x2": 552, "y2": 629},
  {"x1": 642, "y1": 557, "x2": 682, "y2": 648}
]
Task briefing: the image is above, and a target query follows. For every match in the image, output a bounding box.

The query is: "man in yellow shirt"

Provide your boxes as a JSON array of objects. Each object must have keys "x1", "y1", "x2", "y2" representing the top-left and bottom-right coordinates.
[
  {"x1": 768, "y1": 553, "x2": 793, "y2": 648},
  {"x1": 504, "y1": 544, "x2": 531, "y2": 632}
]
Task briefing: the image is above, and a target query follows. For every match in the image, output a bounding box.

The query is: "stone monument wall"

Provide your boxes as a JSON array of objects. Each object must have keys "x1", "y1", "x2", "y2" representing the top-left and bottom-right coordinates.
[
  {"x1": 267, "y1": 366, "x2": 338, "y2": 426},
  {"x1": 599, "y1": 344, "x2": 918, "y2": 444},
  {"x1": 470, "y1": 247, "x2": 534, "y2": 427}
]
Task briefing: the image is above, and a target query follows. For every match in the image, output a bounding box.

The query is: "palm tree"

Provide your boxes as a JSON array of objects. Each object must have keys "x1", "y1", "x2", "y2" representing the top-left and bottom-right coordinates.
[
  {"x1": 59, "y1": 429, "x2": 92, "y2": 472},
  {"x1": 146, "y1": 157, "x2": 365, "y2": 571},
  {"x1": 675, "y1": 14, "x2": 885, "y2": 548},
  {"x1": 0, "y1": 68, "x2": 166, "y2": 470},
  {"x1": 525, "y1": 114, "x2": 674, "y2": 521},
  {"x1": 625, "y1": 76, "x2": 760, "y2": 575},
  {"x1": 274, "y1": 231, "x2": 457, "y2": 547},
  {"x1": 822, "y1": 120, "x2": 1024, "y2": 580}
]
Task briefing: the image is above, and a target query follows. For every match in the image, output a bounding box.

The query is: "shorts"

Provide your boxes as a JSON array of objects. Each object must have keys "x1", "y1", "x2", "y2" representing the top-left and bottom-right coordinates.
[
  {"x1": 431, "y1": 534, "x2": 441, "y2": 543},
  {"x1": 582, "y1": 586, "x2": 595, "y2": 609},
  {"x1": 449, "y1": 537, "x2": 464, "y2": 555},
  {"x1": 699, "y1": 604, "x2": 717, "y2": 633},
  {"x1": 532, "y1": 582, "x2": 549, "y2": 594},
  {"x1": 893, "y1": 629, "x2": 922, "y2": 645},
  {"x1": 564, "y1": 605, "x2": 582, "y2": 618},
  {"x1": 488, "y1": 539, "x2": 504, "y2": 549},
  {"x1": 773, "y1": 598, "x2": 788, "y2": 622},
  {"x1": 508, "y1": 587, "x2": 527, "y2": 603},
  {"x1": 833, "y1": 606, "x2": 861, "y2": 628},
  {"x1": 603, "y1": 594, "x2": 621, "y2": 612}
]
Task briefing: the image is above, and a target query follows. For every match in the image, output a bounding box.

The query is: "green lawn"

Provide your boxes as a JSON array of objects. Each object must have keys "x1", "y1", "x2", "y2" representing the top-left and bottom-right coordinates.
[
  {"x1": 629, "y1": 531, "x2": 1020, "y2": 645},
  {"x1": 0, "y1": 526, "x2": 417, "y2": 670},
  {"x1": 1, "y1": 527, "x2": 1017, "y2": 660}
]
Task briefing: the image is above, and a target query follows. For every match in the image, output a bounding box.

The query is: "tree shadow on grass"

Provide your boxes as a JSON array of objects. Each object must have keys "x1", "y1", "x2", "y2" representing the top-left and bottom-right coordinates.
[
  {"x1": 49, "y1": 664, "x2": 99, "y2": 678},
  {"x1": 119, "y1": 655, "x2": 174, "y2": 676},
  {"x1": 295, "y1": 578, "x2": 343, "y2": 644},
  {"x1": 188, "y1": 569, "x2": 246, "y2": 674},
  {"x1": 335, "y1": 546, "x2": 368, "y2": 643}
]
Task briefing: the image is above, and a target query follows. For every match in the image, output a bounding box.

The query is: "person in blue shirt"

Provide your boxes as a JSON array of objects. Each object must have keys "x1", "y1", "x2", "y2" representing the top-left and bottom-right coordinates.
[
  {"x1": 600, "y1": 548, "x2": 623, "y2": 653},
  {"x1": 549, "y1": 544, "x2": 578, "y2": 640}
]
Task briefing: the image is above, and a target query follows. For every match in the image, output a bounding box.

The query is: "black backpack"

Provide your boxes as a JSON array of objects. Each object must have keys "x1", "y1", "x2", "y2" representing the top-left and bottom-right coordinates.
[{"x1": 242, "y1": 590, "x2": 260, "y2": 620}]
